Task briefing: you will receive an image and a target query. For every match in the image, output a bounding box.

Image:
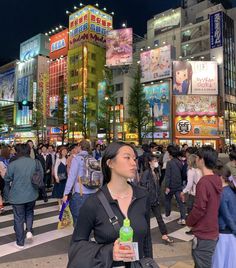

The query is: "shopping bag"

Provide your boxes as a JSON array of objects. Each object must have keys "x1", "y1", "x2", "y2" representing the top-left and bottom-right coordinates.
[{"x1": 58, "y1": 201, "x2": 73, "y2": 229}]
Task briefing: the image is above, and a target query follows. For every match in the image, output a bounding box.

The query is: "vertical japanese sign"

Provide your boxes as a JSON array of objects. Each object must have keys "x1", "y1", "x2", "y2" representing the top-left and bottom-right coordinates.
[{"x1": 210, "y1": 11, "x2": 223, "y2": 49}]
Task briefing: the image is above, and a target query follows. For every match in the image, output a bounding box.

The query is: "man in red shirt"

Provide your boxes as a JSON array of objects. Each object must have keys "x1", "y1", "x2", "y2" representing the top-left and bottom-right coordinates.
[{"x1": 186, "y1": 146, "x2": 222, "y2": 268}]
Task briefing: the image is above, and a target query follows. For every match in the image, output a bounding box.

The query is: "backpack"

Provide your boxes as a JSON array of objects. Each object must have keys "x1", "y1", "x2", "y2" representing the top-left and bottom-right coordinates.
[
  {"x1": 31, "y1": 159, "x2": 44, "y2": 189},
  {"x1": 79, "y1": 155, "x2": 103, "y2": 190}
]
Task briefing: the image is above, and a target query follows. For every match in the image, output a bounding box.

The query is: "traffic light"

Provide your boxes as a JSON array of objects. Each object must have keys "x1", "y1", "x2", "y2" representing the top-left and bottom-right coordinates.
[{"x1": 18, "y1": 100, "x2": 33, "y2": 110}]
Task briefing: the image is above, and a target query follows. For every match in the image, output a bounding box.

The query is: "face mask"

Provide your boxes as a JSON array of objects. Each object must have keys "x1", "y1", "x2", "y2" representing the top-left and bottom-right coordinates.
[{"x1": 153, "y1": 162, "x2": 159, "y2": 168}]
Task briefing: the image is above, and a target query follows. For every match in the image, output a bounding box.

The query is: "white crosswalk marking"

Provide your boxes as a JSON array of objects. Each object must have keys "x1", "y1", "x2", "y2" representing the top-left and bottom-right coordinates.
[
  {"x1": 168, "y1": 226, "x2": 194, "y2": 242},
  {"x1": 0, "y1": 196, "x2": 189, "y2": 260}
]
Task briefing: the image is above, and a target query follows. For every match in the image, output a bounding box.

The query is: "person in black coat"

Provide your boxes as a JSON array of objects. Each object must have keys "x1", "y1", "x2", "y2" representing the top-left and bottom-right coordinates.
[
  {"x1": 140, "y1": 154, "x2": 173, "y2": 244},
  {"x1": 68, "y1": 142, "x2": 153, "y2": 268},
  {"x1": 37, "y1": 145, "x2": 53, "y2": 189}
]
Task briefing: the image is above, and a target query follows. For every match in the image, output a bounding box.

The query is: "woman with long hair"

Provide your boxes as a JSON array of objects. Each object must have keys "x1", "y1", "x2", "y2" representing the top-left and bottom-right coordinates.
[
  {"x1": 68, "y1": 141, "x2": 153, "y2": 268},
  {"x1": 52, "y1": 146, "x2": 68, "y2": 211}
]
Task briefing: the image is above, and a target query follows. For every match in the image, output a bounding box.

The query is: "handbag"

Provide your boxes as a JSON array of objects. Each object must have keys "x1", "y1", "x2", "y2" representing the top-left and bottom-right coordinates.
[
  {"x1": 96, "y1": 191, "x2": 159, "y2": 268},
  {"x1": 31, "y1": 159, "x2": 44, "y2": 189}
]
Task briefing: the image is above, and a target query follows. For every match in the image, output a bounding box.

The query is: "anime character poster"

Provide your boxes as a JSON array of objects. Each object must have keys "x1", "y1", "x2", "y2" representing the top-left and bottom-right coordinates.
[
  {"x1": 173, "y1": 61, "x2": 218, "y2": 95},
  {"x1": 144, "y1": 82, "x2": 170, "y2": 131},
  {"x1": 0, "y1": 68, "x2": 15, "y2": 102},
  {"x1": 175, "y1": 95, "x2": 217, "y2": 116},
  {"x1": 106, "y1": 28, "x2": 133, "y2": 66},
  {"x1": 140, "y1": 45, "x2": 172, "y2": 83}
]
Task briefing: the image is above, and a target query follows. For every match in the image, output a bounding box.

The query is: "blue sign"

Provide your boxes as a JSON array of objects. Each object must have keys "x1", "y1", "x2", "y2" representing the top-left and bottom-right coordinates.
[
  {"x1": 210, "y1": 12, "x2": 223, "y2": 49},
  {"x1": 51, "y1": 39, "x2": 66, "y2": 52},
  {"x1": 20, "y1": 34, "x2": 49, "y2": 61}
]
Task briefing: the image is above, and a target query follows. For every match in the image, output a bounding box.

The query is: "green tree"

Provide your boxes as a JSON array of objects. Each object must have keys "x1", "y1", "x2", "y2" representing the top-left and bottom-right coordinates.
[
  {"x1": 97, "y1": 67, "x2": 115, "y2": 143},
  {"x1": 128, "y1": 65, "x2": 151, "y2": 145}
]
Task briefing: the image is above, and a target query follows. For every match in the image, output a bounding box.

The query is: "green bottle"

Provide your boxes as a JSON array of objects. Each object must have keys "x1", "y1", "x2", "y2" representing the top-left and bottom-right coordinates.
[{"x1": 119, "y1": 218, "x2": 133, "y2": 242}]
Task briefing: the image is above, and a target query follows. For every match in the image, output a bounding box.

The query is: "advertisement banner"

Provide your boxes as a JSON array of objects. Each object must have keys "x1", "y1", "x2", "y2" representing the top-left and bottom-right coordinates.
[
  {"x1": 154, "y1": 10, "x2": 181, "y2": 35},
  {"x1": 69, "y1": 5, "x2": 112, "y2": 49},
  {"x1": 175, "y1": 95, "x2": 217, "y2": 116},
  {"x1": 50, "y1": 29, "x2": 69, "y2": 60},
  {"x1": 210, "y1": 12, "x2": 223, "y2": 49},
  {"x1": 17, "y1": 76, "x2": 29, "y2": 101},
  {"x1": 175, "y1": 116, "x2": 219, "y2": 137},
  {"x1": 106, "y1": 28, "x2": 133, "y2": 66},
  {"x1": 144, "y1": 82, "x2": 170, "y2": 131},
  {"x1": 0, "y1": 68, "x2": 15, "y2": 103},
  {"x1": 97, "y1": 81, "x2": 106, "y2": 119},
  {"x1": 49, "y1": 96, "x2": 58, "y2": 118},
  {"x1": 173, "y1": 61, "x2": 218, "y2": 95},
  {"x1": 140, "y1": 45, "x2": 172, "y2": 83},
  {"x1": 20, "y1": 34, "x2": 50, "y2": 61}
]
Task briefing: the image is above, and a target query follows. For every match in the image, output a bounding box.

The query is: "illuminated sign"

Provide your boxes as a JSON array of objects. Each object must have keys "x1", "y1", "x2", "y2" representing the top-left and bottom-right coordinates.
[
  {"x1": 140, "y1": 45, "x2": 173, "y2": 83},
  {"x1": 154, "y1": 10, "x2": 181, "y2": 35},
  {"x1": 106, "y1": 28, "x2": 133, "y2": 66},
  {"x1": 0, "y1": 68, "x2": 15, "y2": 104},
  {"x1": 51, "y1": 39, "x2": 66, "y2": 52},
  {"x1": 69, "y1": 5, "x2": 112, "y2": 48},
  {"x1": 210, "y1": 12, "x2": 223, "y2": 49},
  {"x1": 20, "y1": 34, "x2": 50, "y2": 61},
  {"x1": 173, "y1": 61, "x2": 218, "y2": 95}
]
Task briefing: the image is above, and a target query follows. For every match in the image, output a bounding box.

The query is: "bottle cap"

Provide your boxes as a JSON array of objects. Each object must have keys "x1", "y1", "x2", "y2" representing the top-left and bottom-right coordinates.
[{"x1": 123, "y1": 218, "x2": 130, "y2": 227}]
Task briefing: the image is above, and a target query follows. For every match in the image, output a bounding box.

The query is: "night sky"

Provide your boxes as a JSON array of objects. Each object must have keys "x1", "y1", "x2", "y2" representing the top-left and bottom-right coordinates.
[{"x1": 0, "y1": 0, "x2": 235, "y2": 64}]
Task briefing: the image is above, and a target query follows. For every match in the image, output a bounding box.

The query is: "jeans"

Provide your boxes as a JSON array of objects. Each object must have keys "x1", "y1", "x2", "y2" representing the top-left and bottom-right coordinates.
[
  {"x1": 192, "y1": 237, "x2": 217, "y2": 268},
  {"x1": 165, "y1": 190, "x2": 186, "y2": 219},
  {"x1": 12, "y1": 200, "x2": 36, "y2": 246},
  {"x1": 151, "y1": 204, "x2": 167, "y2": 235},
  {"x1": 69, "y1": 193, "x2": 90, "y2": 226}
]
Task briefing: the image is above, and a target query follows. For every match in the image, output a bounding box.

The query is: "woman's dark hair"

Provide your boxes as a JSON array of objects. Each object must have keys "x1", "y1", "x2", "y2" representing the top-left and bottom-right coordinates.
[
  {"x1": 101, "y1": 142, "x2": 136, "y2": 185},
  {"x1": 229, "y1": 151, "x2": 236, "y2": 161},
  {"x1": 59, "y1": 146, "x2": 68, "y2": 159},
  {"x1": 16, "y1": 143, "x2": 31, "y2": 157}
]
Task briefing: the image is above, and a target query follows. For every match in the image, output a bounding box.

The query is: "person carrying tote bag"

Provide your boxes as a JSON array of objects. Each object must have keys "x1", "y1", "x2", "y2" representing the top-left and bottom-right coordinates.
[{"x1": 67, "y1": 142, "x2": 156, "y2": 268}]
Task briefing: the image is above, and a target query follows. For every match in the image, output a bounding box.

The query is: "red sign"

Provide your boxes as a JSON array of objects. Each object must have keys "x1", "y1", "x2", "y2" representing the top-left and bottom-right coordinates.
[{"x1": 50, "y1": 29, "x2": 69, "y2": 60}]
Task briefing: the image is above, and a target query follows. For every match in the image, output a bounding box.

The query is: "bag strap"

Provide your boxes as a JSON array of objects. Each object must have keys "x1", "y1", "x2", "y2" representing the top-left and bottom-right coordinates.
[{"x1": 97, "y1": 191, "x2": 120, "y2": 233}]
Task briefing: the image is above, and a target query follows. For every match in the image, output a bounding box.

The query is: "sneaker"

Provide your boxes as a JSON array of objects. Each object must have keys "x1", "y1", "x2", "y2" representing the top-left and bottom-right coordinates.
[
  {"x1": 177, "y1": 219, "x2": 186, "y2": 225},
  {"x1": 185, "y1": 230, "x2": 193, "y2": 235},
  {"x1": 15, "y1": 242, "x2": 24, "y2": 249},
  {"x1": 26, "y1": 232, "x2": 33, "y2": 242}
]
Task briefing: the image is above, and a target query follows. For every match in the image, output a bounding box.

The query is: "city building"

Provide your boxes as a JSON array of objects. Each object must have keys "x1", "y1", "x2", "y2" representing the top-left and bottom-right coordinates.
[
  {"x1": 0, "y1": 60, "x2": 17, "y2": 144},
  {"x1": 67, "y1": 5, "x2": 112, "y2": 141},
  {"x1": 48, "y1": 28, "x2": 69, "y2": 145}
]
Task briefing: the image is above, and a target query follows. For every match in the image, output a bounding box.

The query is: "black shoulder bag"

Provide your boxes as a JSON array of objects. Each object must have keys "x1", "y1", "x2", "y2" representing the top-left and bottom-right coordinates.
[
  {"x1": 96, "y1": 191, "x2": 160, "y2": 268},
  {"x1": 31, "y1": 159, "x2": 44, "y2": 189}
]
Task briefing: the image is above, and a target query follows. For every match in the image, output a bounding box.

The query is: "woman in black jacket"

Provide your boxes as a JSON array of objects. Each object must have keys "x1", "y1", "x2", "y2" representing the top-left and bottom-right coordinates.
[
  {"x1": 140, "y1": 154, "x2": 173, "y2": 244},
  {"x1": 68, "y1": 142, "x2": 153, "y2": 268}
]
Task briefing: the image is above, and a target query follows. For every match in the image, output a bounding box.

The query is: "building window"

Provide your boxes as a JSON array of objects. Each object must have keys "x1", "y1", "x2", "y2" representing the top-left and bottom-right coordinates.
[
  {"x1": 120, "y1": 97, "x2": 124, "y2": 105},
  {"x1": 91, "y1": 53, "x2": 96, "y2": 60},
  {"x1": 115, "y1": 83, "x2": 123, "y2": 92}
]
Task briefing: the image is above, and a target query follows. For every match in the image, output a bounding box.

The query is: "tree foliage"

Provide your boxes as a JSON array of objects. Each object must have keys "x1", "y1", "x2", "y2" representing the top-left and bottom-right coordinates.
[{"x1": 128, "y1": 65, "x2": 151, "y2": 145}]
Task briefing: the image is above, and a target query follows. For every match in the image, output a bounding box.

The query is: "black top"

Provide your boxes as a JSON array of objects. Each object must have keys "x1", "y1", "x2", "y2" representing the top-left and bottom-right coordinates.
[{"x1": 70, "y1": 183, "x2": 153, "y2": 267}]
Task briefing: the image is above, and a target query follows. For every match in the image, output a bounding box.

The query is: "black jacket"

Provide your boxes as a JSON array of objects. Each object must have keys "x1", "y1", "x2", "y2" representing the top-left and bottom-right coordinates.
[
  {"x1": 37, "y1": 154, "x2": 52, "y2": 175},
  {"x1": 68, "y1": 183, "x2": 152, "y2": 268},
  {"x1": 140, "y1": 169, "x2": 161, "y2": 206},
  {"x1": 165, "y1": 158, "x2": 183, "y2": 191}
]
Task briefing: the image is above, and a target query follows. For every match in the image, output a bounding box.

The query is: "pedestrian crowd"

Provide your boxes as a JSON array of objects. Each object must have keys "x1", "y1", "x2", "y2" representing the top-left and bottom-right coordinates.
[{"x1": 0, "y1": 139, "x2": 235, "y2": 268}]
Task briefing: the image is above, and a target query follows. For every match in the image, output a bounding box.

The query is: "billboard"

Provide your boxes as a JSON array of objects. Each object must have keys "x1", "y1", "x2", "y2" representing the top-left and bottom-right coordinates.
[
  {"x1": 49, "y1": 96, "x2": 58, "y2": 118},
  {"x1": 175, "y1": 95, "x2": 217, "y2": 116},
  {"x1": 106, "y1": 28, "x2": 133, "y2": 66},
  {"x1": 69, "y1": 5, "x2": 112, "y2": 49},
  {"x1": 0, "y1": 68, "x2": 15, "y2": 103},
  {"x1": 50, "y1": 29, "x2": 69, "y2": 59},
  {"x1": 144, "y1": 82, "x2": 170, "y2": 131},
  {"x1": 175, "y1": 116, "x2": 219, "y2": 137},
  {"x1": 17, "y1": 76, "x2": 30, "y2": 101},
  {"x1": 140, "y1": 45, "x2": 172, "y2": 83},
  {"x1": 154, "y1": 10, "x2": 181, "y2": 35},
  {"x1": 97, "y1": 81, "x2": 106, "y2": 118},
  {"x1": 20, "y1": 34, "x2": 50, "y2": 61},
  {"x1": 210, "y1": 12, "x2": 223, "y2": 49},
  {"x1": 173, "y1": 61, "x2": 218, "y2": 95}
]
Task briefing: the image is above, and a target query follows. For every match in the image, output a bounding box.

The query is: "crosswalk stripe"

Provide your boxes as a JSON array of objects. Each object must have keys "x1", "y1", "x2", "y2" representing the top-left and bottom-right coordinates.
[
  {"x1": 150, "y1": 211, "x2": 180, "y2": 229},
  {"x1": 0, "y1": 228, "x2": 73, "y2": 258},
  {"x1": 168, "y1": 226, "x2": 194, "y2": 242},
  {"x1": 3, "y1": 198, "x2": 57, "y2": 212},
  {"x1": 0, "y1": 205, "x2": 59, "y2": 223},
  {"x1": 0, "y1": 216, "x2": 59, "y2": 237}
]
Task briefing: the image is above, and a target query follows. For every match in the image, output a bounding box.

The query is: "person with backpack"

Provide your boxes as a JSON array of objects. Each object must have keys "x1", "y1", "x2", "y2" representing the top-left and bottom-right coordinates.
[
  {"x1": 63, "y1": 140, "x2": 100, "y2": 225},
  {"x1": 3, "y1": 144, "x2": 43, "y2": 248},
  {"x1": 164, "y1": 146, "x2": 186, "y2": 225}
]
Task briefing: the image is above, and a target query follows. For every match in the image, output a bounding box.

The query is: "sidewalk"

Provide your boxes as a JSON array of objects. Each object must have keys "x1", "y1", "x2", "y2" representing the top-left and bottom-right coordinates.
[{"x1": 0, "y1": 241, "x2": 194, "y2": 268}]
